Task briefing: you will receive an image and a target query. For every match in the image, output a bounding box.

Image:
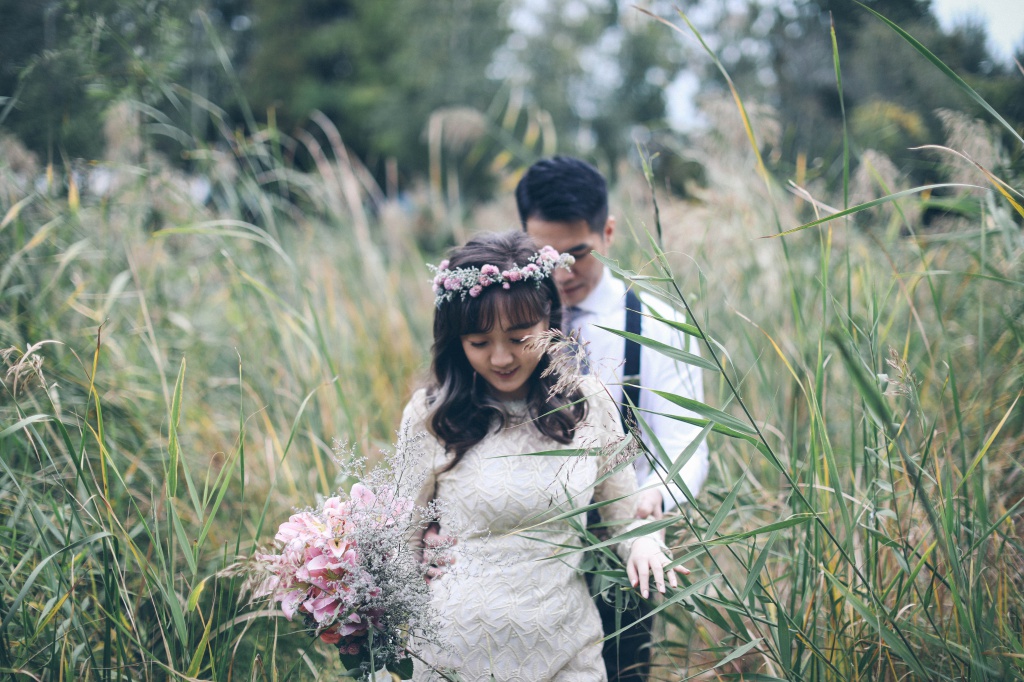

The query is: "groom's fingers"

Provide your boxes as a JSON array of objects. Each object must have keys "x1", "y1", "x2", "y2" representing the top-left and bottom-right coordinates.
[
  {"x1": 652, "y1": 557, "x2": 666, "y2": 594},
  {"x1": 667, "y1": 560, "x2": 679, "y2": 589}
]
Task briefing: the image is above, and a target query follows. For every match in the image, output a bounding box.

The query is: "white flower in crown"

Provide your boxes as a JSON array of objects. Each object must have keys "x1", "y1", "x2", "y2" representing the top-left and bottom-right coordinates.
[{"x1": 427, "y1": 246, "x2": 575, "y2": 306}]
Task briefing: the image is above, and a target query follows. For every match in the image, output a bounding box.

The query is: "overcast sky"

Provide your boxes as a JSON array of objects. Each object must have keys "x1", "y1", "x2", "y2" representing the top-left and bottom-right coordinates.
[{"x1": 931, "y1": 0, "x2": 1024, "y2": 62}]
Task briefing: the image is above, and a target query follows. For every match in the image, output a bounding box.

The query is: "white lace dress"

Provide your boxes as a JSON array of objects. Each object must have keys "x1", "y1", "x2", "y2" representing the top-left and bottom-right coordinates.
[{"x1": 399, "y1": 378, "x2": 639, "y2": 682}]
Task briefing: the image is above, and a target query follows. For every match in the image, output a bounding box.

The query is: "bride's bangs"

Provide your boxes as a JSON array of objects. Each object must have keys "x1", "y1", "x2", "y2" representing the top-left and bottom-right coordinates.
[{"x1": 458, "y1": 283, "x2": 551, "y2": 336}]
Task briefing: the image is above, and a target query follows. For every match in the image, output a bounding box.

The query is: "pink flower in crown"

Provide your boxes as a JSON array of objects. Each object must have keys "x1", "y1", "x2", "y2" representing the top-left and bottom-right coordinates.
[
  {"x1": 438, "y1": 259, "x2": 450, "y2": 270},
  {"x1": 502, "y1": 282, "x2": 510, "y2": 289},
  {"x1": 480, "y1": 264, "x2": 500, "y2": 277},
  {"x1": 506, "y1": 269, "x2": 523, "y2": 282},
  {"x1": 522, "y1": 263, "x2": 540, "y2": 276},
  {"x1": 538, "y1": 245, "x2": 559, "y2": 262},
  {"x1": 477, "y1": 275, "x2": 490, "y2": 285},
  {"x1": 444, "y1": 277, "x2": 459, "y2": 291},
  {"x1": 469, "y1": 285, "x2": 483, "y2": 297}
]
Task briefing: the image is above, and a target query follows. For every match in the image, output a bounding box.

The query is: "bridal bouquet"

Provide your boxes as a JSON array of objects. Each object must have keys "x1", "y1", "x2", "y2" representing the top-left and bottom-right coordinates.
[{"x1": 250, "y1": 474, "x2": 437, "y2": 679}]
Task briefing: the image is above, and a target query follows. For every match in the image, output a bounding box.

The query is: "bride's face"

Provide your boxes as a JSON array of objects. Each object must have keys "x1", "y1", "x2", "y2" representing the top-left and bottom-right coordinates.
[{"x1": 460, "y1": 309, "x2": 548, "y2": 402}]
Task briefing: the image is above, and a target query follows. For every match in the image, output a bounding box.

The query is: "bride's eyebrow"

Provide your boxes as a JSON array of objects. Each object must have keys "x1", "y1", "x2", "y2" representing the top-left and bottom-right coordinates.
[{"x1": 505, "y1": 320, "x2": 540, "y2": 332}]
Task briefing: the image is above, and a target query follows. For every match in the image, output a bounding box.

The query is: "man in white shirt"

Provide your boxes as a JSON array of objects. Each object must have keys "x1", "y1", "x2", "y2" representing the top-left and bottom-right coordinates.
[{"x1": 517, "y1": 155, "x2": 709, "y2": 680}]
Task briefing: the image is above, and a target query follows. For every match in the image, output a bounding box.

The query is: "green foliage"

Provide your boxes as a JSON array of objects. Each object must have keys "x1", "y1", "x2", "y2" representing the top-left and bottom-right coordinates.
[{"x1": 245, "y1": 0, "x2": 509, "y2": 179}]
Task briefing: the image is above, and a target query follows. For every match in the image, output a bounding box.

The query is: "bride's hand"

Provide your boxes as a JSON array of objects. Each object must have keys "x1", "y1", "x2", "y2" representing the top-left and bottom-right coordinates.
[{"x1": 626, "y1": 536, "x2": 688, "y2": 599}]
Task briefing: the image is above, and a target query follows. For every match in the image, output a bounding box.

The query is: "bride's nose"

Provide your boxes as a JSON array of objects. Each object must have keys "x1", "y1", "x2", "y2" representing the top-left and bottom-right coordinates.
[{"x1": 491, "y1": 343, "x2": 514, "y2": 367}]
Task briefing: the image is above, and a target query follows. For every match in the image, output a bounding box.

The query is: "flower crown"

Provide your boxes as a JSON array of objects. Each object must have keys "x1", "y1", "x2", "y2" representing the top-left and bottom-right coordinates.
[{"x1": 428, "y1": 245, "x2": 575, "y2": 306}]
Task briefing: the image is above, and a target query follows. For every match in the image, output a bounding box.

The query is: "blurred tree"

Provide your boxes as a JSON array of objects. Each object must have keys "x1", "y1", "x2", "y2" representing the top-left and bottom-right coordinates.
[
  {"x1": 493, "y1": 0, "x2": 687, "y2": 176},
  {"x1": 243, "y1": 0, "x2": 509, "y2": 182},
  {"x1": 691, "y1": 0, "x2": 1024, "y2": 190},
  {"x1": 0, "y1": 0, "x2": 247, "y2": 161}
]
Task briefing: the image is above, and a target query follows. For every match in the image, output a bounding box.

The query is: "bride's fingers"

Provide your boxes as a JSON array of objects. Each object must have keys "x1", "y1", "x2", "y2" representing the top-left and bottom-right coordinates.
[
  {"x1": 672, "y1": 565, "x2": 690, "y2": 576},
  {"x1": 627, "y1": 560, "x2": 638, "y2": 589}
]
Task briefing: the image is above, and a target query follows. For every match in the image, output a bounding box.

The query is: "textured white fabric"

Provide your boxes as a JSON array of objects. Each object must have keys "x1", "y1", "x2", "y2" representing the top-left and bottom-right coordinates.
[
  {"x1": 399, "y1": 378, "x2": 638, "y2": 681},
  {"x1": 566, "y1": 267, "x2": 710, "y2": 511}
]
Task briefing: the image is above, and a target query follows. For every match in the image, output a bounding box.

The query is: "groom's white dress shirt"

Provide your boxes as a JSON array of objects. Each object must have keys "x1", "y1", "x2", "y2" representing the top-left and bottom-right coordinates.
[{"x1": 566, "y1": 267, "x2": 710, "y2": 510}]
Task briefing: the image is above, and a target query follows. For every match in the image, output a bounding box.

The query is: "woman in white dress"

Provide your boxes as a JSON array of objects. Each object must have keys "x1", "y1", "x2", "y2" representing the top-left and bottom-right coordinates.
[{"x1": 400, "y1": 231, "x2": 686, "y2": 681}]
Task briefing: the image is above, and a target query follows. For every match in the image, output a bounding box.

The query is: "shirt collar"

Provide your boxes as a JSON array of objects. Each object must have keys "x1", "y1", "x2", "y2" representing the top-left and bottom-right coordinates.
[{"x1": 574, "y1": 266, "x2": 624, "y2": 315}]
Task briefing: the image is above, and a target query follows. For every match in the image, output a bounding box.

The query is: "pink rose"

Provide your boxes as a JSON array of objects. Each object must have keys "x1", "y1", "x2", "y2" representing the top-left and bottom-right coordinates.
[
  {"x1": 480, "y1": 264, "x2": 500, "y2": 276},
  {"x1": 438, "y1": 259, "x2": 450, "y2": 270},
  {"x1": 469, "y1": 285, "x2": 483, "y2": 297},
  {"x1": 538, "y1": 245, "x2": 559, "y2": 261}
]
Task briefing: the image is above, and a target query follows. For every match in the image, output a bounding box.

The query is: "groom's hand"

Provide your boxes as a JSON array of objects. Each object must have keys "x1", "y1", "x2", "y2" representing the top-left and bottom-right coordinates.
[{"x1": 635, "y1": 488, "x2": 664, "y2": 520}]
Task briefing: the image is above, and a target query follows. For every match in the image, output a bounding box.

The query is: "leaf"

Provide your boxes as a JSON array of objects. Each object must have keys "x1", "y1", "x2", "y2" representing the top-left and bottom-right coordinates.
[
  {"x1": 857, "y1": 2, "x2": 1024, "y2": 147},
  {"x1": 705, "y1": 475, "x2": 744, "y2": 541},
  {"x1": 601, "y1": 574, "x2": 719, "y2": 641},
  {"x1": 594, "y1": 325, "x2": 719, "y2": 372},
  {"x1": 186, "y1": 577, "x2": 208, "y2": 612},
  {"x1": 714, "y1": 638, "x2": 763, "y2": 670},
  {"x1": 707, "y1": 514, "x2": 818, "y2": 545},
  {"x1": 167, "y1": 357, "x2": 186, "y2": 499},
  {"x1": 388, "y1": 656, "x2": 415, "y2": 680},
  {"x1": 0, "y1": 414, "x2": 51, "y2": 440},
  {"x1": 1, "y1": 532, "x2": 113, "y2": 634},
  {"x1": 650, "y1": 390, "x2": 756, "y2": 435},
  {"x1": 768, "y1": 184, "x2": 974, "y2": 237},
  {"x1": 821, "y1": 570, "x2": 929, "y2": 679},
  {"x1": 664, "y1": 422, "x2": 713, "y2": 494},
  {"x1": 740, "y1": 533, "x2": 778, "y2": 601},
  {"x1": 185, "y1": 607, "x2": 214, "y2": 678}
]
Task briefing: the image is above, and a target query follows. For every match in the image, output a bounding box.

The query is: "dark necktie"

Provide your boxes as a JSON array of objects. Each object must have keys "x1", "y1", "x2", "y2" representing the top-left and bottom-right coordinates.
[{"x1": 563, "y1": 306, "x2": 589, "y2": 375}]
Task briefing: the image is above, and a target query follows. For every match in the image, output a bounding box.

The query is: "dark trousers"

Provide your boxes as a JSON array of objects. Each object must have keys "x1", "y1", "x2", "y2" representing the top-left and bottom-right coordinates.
[{"x1": 587, "y1": 569, "x2": 653, "y2": 681}]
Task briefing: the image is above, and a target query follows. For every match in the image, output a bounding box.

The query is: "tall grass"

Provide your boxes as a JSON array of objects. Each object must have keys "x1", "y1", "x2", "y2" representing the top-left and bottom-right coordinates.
[
  {"x1": 0, "y1": 101, "x2": 434, "y2": 679},
  {"x1": 1, "y1": 7, "x2": 1022, "y2": 681}
]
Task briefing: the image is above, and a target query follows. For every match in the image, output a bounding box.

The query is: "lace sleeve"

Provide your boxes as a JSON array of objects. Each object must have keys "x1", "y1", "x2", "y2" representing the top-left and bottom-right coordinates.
[
  {"x1": 395, "y1": 389, "x2": 446, "y2": 548},
  {"x1": 583, "y1": 380, "x2": 643, "y2": 561}
]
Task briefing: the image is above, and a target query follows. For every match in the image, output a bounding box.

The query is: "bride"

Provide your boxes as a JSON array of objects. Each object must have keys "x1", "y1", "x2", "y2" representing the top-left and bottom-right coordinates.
[{"x1": 399, "y1": 231, "x2": 686, "y2": 681}]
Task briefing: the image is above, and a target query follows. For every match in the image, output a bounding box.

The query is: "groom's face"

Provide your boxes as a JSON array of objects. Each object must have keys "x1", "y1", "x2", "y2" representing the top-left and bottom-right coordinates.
[{"x1": 525, "y1": 217, "x2": 614, "y2": 307}]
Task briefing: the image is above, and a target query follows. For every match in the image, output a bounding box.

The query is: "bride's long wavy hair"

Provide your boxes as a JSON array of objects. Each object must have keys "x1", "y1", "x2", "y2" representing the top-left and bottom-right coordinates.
[{"x1": 427, "y1": 231, "x2": 586, "y2": 470}]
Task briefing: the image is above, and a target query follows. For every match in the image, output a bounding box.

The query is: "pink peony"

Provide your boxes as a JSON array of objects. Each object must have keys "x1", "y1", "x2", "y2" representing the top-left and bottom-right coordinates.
[
  {"x1": 275, "y1": 512, "x2": 321, "y2": 548},
  {"x1": 480, "y1": 264, "x2": 500, "y2": 276},
  {"x1": 306, "y1": 593, "x2": 343, "y2": 624},
  {"x1": 280, "y1": 589, "x2": 307, "y2": 620}
]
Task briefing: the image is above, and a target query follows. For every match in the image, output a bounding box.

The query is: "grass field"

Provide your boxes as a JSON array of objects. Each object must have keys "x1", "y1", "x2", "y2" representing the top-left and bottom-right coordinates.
[{"x1": 1, "y1": 17, "x2": 1023, "y2": 682}]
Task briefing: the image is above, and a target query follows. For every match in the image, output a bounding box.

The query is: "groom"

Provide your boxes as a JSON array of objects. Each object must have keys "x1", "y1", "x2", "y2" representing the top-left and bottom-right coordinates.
[{"x1": 517, "y1": 156, "x2": 709, "y2": 681}]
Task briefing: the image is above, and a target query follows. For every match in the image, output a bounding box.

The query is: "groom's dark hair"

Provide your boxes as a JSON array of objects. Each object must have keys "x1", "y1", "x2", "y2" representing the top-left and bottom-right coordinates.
[{"x1": 515, "y1": 156, "x2": 609, "y2": 234}]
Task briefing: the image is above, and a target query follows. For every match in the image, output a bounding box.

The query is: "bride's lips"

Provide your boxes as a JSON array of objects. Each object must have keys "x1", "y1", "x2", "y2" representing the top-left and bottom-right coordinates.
[{"x1": 491, "y1": 367, "x2": 519, "y2": 380}]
